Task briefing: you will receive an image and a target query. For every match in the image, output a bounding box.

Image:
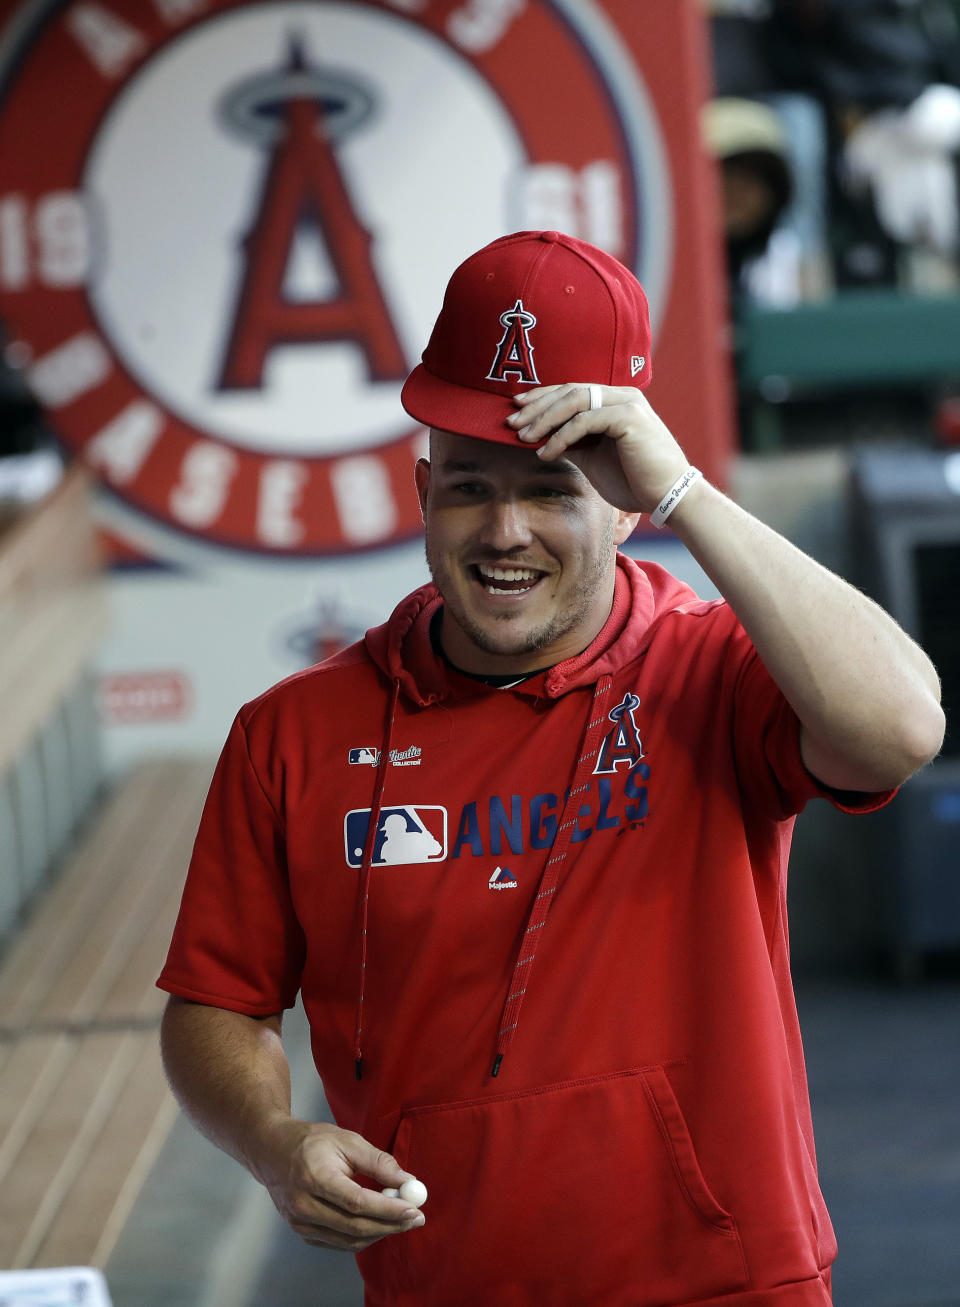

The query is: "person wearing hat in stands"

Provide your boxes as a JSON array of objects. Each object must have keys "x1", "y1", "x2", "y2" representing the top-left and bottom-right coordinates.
[
  {"x1": 158, "y1": 231, "x2": 943, "y2": 1306},
  {"x1": 703, "y1": 96, "x2": 795, "y2": 291}
]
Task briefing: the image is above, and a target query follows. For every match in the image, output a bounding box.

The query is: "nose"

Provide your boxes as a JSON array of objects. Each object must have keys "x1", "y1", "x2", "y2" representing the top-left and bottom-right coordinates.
[{"x1": 477, "y1": 495, "x2": 533, "y2": 553}]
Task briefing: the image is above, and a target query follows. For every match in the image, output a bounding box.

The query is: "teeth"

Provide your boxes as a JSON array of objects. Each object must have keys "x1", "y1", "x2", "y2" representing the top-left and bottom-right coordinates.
[{"x1": 478, "y1": 566, "x2": 540, "y2": 581}]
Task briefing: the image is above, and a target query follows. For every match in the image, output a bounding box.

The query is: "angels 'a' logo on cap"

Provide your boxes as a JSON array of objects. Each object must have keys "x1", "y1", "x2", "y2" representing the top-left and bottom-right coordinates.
[{"x1": 486, "y1": 299, "x2": 541, "y2": 385}]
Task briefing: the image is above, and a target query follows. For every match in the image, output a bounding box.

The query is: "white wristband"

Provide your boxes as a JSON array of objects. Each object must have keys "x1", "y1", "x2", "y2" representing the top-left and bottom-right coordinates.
[{"x1": 650, "y1": 467, "x2": 703, "y2": 528}]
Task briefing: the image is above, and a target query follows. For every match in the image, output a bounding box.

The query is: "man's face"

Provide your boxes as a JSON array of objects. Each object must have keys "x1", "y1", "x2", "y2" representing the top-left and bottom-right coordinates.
[{"x1": 415, "y1": 430, "x2": 637, "y2": 674}]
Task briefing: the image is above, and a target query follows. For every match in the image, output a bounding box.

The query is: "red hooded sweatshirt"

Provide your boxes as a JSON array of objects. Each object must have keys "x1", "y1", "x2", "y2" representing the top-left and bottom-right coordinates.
[{"x1": 159, "y1": 554, "x2": 892, "y2": 1306}]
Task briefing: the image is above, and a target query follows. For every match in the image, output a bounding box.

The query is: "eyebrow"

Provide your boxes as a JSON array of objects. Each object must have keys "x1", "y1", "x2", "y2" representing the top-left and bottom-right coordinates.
[{"x1": 438, "y1": 457, "x2": 580, "y2": 477}]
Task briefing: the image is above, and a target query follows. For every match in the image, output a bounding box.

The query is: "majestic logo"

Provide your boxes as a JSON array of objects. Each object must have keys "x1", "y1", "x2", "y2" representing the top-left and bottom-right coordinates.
[
  {"x1": 593, "y1": 692, "x2": 645, "y2": 775},
  {"x1": 0, "y1": 0, "x2": 667, "y2": 559},
  {"x1": 344, "y1": 805, "x2": 447, "y2": 867},
  {"x1": 486, "y1": 299, "x2": 540, "y2": 385},
  {"x1": 489, "y1": 866, "x2": 518, "y2": 890}
]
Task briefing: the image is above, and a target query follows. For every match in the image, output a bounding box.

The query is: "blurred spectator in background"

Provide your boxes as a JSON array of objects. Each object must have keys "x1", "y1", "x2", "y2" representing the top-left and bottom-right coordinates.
[
  {"x1": 842, "y1": 80, "x2": 960, "y2": 287},
  {"x1": 707, "y1": 1, "x2": 833, "y2": 303},
  {"x1": 703, "y1": 96, "x2": 795, "y2": 301},
  {"x1": 707, "y1": 0, "x2": 960, "y2": 294}
]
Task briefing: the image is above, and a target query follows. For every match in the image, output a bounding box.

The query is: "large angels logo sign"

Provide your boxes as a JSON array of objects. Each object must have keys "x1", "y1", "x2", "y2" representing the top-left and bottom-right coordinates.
[{"x1": 0, "y1": 0, "x2": 669, "y2": 556}]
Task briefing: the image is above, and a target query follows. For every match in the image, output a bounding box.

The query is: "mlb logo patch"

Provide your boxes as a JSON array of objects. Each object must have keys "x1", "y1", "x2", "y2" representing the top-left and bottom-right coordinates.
[
  {"x1": 348, "y1": 747, "x2": 379, "y2": 765},
  {"x1": 344, "y1": 805, "x2": 447, "y2": 867}
]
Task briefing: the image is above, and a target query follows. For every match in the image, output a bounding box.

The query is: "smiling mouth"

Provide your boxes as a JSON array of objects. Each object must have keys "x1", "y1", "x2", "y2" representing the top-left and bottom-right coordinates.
[{"x1": 472, "y1": 564, "x2": 546, "y2": 596}]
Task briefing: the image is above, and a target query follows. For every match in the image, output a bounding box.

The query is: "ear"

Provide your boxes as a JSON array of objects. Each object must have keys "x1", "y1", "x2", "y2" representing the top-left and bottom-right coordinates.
[
  {"x1": 613, "y1": 508, "x2": 642, "y2": 544},
  {"x1": 414, "y1": 458, "x2": 431, "y2": 522}
]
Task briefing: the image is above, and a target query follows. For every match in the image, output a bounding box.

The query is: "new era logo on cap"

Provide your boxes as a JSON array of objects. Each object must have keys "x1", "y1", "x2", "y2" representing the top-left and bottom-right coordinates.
[{"x1": 400, "y1": 230, "x2": 653, "y2": 445}]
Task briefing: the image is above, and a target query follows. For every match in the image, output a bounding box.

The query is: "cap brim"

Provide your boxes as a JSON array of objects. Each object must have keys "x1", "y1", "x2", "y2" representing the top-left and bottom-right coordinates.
[{"x1": 401, "y1": 364, "x2": 546, "y2": 448}]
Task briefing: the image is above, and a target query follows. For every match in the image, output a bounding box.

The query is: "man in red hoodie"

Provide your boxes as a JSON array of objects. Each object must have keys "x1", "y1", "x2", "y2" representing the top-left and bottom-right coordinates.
[{"x1": 158, "y1": 232, "x2": 943, "y2": 1306}]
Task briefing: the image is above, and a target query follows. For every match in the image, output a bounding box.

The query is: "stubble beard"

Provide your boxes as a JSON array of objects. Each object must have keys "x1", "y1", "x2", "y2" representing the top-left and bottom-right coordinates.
[{"x1": 424, "y1": 519, "x2": 616, "y2": 661}]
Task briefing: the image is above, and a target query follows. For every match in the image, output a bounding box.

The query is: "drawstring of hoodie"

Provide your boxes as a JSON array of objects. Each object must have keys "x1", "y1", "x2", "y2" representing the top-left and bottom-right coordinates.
[
  {"x1": 353, "y1": 677, "x2": 400, "y2": 1081},
  {"x1": 491, "y1": 673, "x2": 615, "y2": 1077}
]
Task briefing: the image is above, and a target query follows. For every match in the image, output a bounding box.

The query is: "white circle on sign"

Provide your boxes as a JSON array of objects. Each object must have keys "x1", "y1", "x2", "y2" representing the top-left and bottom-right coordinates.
[{"x1": 83, "y1": 2, "x2": 524, "y2": 457}]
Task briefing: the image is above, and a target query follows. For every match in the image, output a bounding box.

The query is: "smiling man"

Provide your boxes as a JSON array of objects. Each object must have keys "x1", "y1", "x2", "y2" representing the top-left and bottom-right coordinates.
[
  {"x1": 416, "y1": 433, "x2": 634, "y2": 671},
  {"x1": 158, "y1": 231, "x2": 944, "y2": 1307}
]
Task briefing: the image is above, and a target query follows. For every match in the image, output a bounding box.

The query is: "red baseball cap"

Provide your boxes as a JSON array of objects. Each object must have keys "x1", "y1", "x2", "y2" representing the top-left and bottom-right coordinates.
[{"x1": 401, "y1": 230, "x2": 653, "y2": 445}]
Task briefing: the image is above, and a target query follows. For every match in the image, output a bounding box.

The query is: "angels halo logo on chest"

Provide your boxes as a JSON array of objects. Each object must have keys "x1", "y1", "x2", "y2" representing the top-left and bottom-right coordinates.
[{"x1": 0, "y1": 0, "x2": 668, "y2": 558}]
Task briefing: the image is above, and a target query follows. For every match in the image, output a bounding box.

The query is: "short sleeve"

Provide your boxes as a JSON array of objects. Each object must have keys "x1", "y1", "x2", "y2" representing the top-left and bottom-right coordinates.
[
  {"x1": 730, "y1": 631, "x2": 897, "y2": 820},
  {"x1": 157, "y1": 710, "x2": 306, "y2": 1014}
]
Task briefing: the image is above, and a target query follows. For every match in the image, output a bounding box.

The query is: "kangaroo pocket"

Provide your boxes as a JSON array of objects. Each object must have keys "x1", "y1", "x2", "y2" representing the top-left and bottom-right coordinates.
[{"x1": 381, "y1": 1064, "x2": 749, "y2": 1307}]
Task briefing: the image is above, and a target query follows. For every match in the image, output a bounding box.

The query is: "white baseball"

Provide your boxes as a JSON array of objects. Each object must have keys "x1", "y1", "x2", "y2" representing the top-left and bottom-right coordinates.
[{"x1": 398, "y1": 1178, "x2": 428, "y2": 1208}]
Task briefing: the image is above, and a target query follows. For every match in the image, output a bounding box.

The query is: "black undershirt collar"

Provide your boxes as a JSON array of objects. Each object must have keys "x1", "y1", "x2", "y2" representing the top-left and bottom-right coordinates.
[{"x1": 429, "y1": 609, "x2": 550, "y2": 688}]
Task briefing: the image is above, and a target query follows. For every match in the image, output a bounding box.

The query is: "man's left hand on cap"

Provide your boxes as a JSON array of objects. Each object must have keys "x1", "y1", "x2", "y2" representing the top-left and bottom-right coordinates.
[{"x1": 508, "y1": 384, "x2": 693, "y2": 516}]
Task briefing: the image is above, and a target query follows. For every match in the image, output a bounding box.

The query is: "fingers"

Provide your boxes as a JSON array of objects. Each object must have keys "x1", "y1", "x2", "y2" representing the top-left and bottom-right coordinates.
[
  {"x1": 311, "y1": 1163, "x2": 415, "y2": 1224},
  {"x1": 333, "y1": 1128, "x2": 414, "y2": 1189},
  {"x1": 277, "y1": 1126, "x2": 426, "y2": 1252},
  {"x1": 507, "y1": 382, "x2": 590, "y2": 442},
  {"x1": 284, "y1": 1186, "x2": 425, "y2": 1252},
  {"x1": 507, "y1": 383, "x2": 644, "y2": 459}
]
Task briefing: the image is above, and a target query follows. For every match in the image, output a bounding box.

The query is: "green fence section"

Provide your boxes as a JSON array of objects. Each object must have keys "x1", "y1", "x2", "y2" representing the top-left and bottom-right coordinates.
[{"x1": 738, "y1": 290, "x2": 960, "y2": 391}]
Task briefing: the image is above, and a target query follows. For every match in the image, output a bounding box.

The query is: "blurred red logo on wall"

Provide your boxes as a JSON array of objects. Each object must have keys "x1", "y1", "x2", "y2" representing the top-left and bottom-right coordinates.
[{"x1": 99, "y1": 671, "x2": 192, "y2": 724}]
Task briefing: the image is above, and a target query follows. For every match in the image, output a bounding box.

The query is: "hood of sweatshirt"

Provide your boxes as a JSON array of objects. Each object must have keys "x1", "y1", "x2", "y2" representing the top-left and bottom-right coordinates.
[{"x1": 363, "y1": 551, "x2": 699, "y2": 706}]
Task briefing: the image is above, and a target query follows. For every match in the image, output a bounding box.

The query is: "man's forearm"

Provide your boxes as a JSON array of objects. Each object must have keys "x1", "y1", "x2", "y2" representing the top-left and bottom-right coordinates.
[
  {"x1": 159, "y1": 996, "x2": 426, "y2": 1250},
  {"x1": 160, "y1": 996, "x2": 292, "y2": 1182},
  {"x1": 668, "y1": 479, "x2": 945, "y2": 791}
]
